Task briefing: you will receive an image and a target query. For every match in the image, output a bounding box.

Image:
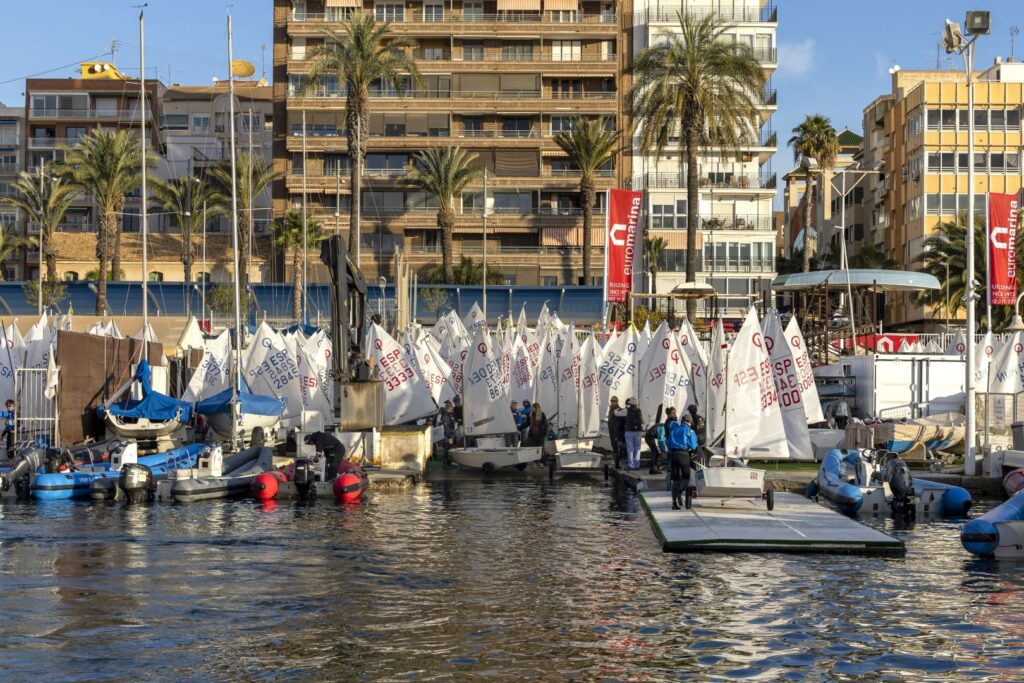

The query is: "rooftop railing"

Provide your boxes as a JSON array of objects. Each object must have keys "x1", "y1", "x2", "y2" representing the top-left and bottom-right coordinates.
[
  {"x1": 636, "y1": 1, "x2": 776, "y2": 24},
  {"x1": 291, "y1": 11, "x2": 616, "y2": 25}
]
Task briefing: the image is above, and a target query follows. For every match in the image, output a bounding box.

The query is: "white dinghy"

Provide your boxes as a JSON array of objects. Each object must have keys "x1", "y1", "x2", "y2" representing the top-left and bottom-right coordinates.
[
  {"x1": 450, "y1": 326, "x2": 542, "y2": 472},
  {"x1": 548, "y1": 330, "x2": 604, "y2": 470}
]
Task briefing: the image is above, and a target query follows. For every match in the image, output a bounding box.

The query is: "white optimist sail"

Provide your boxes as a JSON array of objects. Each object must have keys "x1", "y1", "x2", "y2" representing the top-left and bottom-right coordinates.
[
  {"x1": 289, "y1": 333, "x2": 334, "y2": 418},
  {"x1": 555, "y1": 327, "x2": 581, "y2": 435},
  {"x1": 509, "y1": 336, "x2": 535, "y2": 406},
  {"x1": 463, "y1": 302, "x2": 485, "y2": 336},
  {"x1": 990, "y1": 332, "x2": 1024, "y2": 394},
  {"x1": 301, "y1": 329, "x2": 333, "y2": 407},
  {"x1": 439, "y1": 332, "x2": 469, "y2": 397},
  {"x1": 183, "y1": 329, "x2": 232, "y2": 402},
  {"x1": 598, "y1": 327, "x2": 639, "y2": 417},
  {"x1": 244, "y1": 322, "x2": 305, "y2": 428},
  {"x1": 707, "y1": 319, "x2": 728, "y2": 446},
  {"x1": 0, "y1": 324, "x2": 18, "y2": 407},
  {"x1": 432, "y1": 308, "x2": 467, "y2": 344},
  {"x1": 404, "y1": 329, "x2": 456, "y2": 406},
  {"x1": 677, "y1": 323, "x2": 707, "y2": 413},
  {"x1": 726, "y1": 308, "x2": 786, "y2": 458},
  {"x1": 638, "y1": 322, "x2": 694, "y2": 428},
  {"x1": 533, "y1": 329, "x2": 560, "y2": 419},
  {"x1": 5, "y1": 321, "x2": 26, "y2": 370},
  {"x1": 762, "y1": 312, "x2": 813, "y2": 460},
  {"x1": 578, "y1": 333, "x2": 602, "y2": 438},
  {"x1": 366, "y1": 323, "x2": 437, "y2": 425},
  {"x1": 945, "y1": 330, "x2": 967, "y2": 357},
  {"x1": 517, "y1": 324, "x2": 541, "y2": 374},
  {"x1": 536, "y1": 302, "x2": 551, "y2": 331},
  {"x1": 783, "y1": 316, "x2": 824, "y2": 424},
  {"x1": 463, "y1": 326, "x2": 517, "y2": 436},
  {"x1": 975, "y1": 332, "x2": 997, "y2": 392}
]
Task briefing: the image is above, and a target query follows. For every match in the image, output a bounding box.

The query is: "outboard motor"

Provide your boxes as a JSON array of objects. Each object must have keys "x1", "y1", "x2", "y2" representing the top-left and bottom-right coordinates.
[
  {"x1": 886, "y1": 455, "x2": 915, "y2": 520},
  {"x1": 119, "y1": 463, "x2": 155, "y2": 504},
  {"x1": 293, "y1": 458, "x2": 316, "y2": 501},
  {"x1": 0, "y1": 444, "x2": 47, "y2": 497}
]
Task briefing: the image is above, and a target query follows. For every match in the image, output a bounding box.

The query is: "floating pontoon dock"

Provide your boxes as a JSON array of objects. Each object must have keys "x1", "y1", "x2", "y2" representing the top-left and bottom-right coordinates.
[{"x1": 640, "y1": 490, "x2": 905, "y2": 556}]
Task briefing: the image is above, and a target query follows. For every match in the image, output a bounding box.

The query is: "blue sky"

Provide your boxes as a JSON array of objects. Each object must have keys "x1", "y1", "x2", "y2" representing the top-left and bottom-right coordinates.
[{"x1": 1, "y1": 1, "x2": 1022, "y2": 208}]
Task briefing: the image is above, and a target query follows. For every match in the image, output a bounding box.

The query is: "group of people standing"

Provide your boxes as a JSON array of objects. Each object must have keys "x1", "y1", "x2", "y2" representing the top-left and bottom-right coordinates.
[{"x1": 607, "y1": 398, "x2": 707, "y2": 510}]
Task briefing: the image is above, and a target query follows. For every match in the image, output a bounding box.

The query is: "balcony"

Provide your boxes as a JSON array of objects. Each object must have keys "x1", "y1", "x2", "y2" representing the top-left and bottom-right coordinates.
[
  {"x1": 0, "y1": 133, "x2": 19, "y2": 146},
  {"x1": 287, "y1": 90, "x2": 617, "y2": 114},
  {"x1": 0, "y1": 163, "x2": 18, "y2": 174},
  {"x1": 762, "y1": 88, "x2": 777, "y2": 106},
  {"x1": 633, "y1": 172, "x2": 777, "y2": 191},
  {"x1": 290, "y1": 10, "x2": 617, "y2": 28},
  {"x1": 637, "y1": 1, "x2": 776, "y2": 24},
  {"x1": 409, "y1": 49, "x2": 617, "y2": 66},
  {"x1": 27, "y1": 137, "x2": 80, "y2": 150},
  {"x1": 29, "y1": 221, "x2": 96, "y2": 233},
  {"x1": 700, "y1": 215, "x2": 774, "y2": 231},
  {"x1": 28, "y1": 108, "x2": 136, "y2": 120}
]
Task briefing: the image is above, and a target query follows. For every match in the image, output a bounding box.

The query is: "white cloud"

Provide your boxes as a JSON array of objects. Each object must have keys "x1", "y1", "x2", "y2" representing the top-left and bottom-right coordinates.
[{"x1": 777, "y1": 39, "x2": 815, "y2": 79}]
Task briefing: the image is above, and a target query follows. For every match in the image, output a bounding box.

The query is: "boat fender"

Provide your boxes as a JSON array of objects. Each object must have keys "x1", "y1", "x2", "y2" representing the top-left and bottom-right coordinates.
[
  {"x1": 332, "y1": 469, "x2": 368, "y2": 503},
  {"x1": 252, "y1": 471, "x2": 287, "y2": 501}
]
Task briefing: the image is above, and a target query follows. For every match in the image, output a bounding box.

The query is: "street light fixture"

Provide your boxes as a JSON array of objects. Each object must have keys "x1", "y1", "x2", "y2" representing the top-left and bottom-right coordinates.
[
  {"x1": 943, "y1": 11, "x2": 987, "y2": 476},
  {"x1": 1007, "y1": 291, "x2": 1024, "y2": 332}
]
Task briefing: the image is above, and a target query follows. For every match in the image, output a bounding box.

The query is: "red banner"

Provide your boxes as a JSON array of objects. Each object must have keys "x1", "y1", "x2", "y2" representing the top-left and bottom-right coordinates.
[
  {"x1": 989, "y1": 192, "x2": 1019, "y2": 306},
  {"x1": 605, "y1": 189, "x2": 643, "y2": 304}
]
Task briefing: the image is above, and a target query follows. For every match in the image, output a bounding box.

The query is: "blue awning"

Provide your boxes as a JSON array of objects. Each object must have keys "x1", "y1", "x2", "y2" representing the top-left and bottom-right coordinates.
[
  {"x1": 100, "y1": 359, "x2": 194, "y2": 423},
  {"x1": 195, "y1": 387, "x2": 287, "y2": 418}
]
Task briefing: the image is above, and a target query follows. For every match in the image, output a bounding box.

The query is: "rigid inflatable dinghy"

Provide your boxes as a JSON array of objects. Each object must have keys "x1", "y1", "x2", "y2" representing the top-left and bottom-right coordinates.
[
  {"x1": 158, "y1": 445, "x2": 274, "y2": 503},
  {"x1": 962, "y1": 469, "x2": 1024, "y2": 558},
  {"x1": 811, "y1": 448, "x2": 971, "y2": 518}
]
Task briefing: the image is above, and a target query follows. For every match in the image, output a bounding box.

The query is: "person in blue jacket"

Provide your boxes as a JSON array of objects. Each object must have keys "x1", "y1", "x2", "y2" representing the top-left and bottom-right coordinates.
[{"x1": 667, "y1": 412, "x2": 698, "y2": 510}]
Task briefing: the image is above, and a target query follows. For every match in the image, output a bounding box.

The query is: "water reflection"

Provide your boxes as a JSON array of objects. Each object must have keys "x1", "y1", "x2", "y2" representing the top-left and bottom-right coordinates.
[{"x1": 0, "y1": 481, "x2": 1020, "y2": 680}]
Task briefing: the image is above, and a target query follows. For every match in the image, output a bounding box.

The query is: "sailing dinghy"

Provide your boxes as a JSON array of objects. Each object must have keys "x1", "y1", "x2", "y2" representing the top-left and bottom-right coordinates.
[
  {"x1": 547, "y1": 330, "x2": 604, "y2": 470},
  {"x1": 450, "y1": 326, "x2": 542, "y2": 472}
]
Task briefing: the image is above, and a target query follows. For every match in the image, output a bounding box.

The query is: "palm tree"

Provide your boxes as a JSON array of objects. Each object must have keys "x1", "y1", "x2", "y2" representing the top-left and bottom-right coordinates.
[
  {"x1": 0, "y1": 225, "x2": 35, "y2": 281},
  {"x1": 788, "y1": 114, "x2": 839, "y2": 272},
  {"x1": 306, "y1": 14, "x2": 420, "y2": 262},
  {"x1": 209, "y1": 152, "x2": 277, "y2": 309},
  {"x1": 274, "y1": 211, "x2": 327, "y2": 321},
  {"x1": 2, "y1": 171, "x2": 77, "y2": 280},
  {"x1": 422, "y1": 256, "x2": 505, "y2": 285},
  {"x1": 406, "y1": 147, "x2": 481, "y2": 284},
  {"x1": 644, "y1": 235, "x2": 668, "y2": 295},
  {"x1": 628, "y1": 12, "x2": 766, "y2": 318},
  {"x1": 849, "y1": 242, "x2": 897, "y2": 269},
  {"x1": 150, "y1": 176, "x2": 224, "y2": 290},
  {"x1": 59, "y1": 129, "x2": 149, "y2": 314},
  {"x1": 553, "y1": 118, "x2": 620, "y2": 283}
]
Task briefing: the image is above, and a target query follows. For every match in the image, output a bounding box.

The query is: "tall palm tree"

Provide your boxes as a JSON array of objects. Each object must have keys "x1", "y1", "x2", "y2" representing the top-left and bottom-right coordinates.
[
  {"x1": 628, "y1": 12, "x2": 766, "y2": 317},
  {"x1": 406, "y1": 147, "x2": 481, "y2": 284},
  {"x1": 2, "y1": 171, "x2": 77, "y2": 280},
  {"x1": 788, "y1": 114, "x2": 839, "y2": 272},
  {"x1": 0, "y1": 225, "x2": 35, "y2": 281},
  {"x1": 849, "y1": 242, "x2": 897, "y2": 269},
  {"x1": 150, "y1": 175, "x2": 225, "y2": 302},
  {"x1": 59, "y1": 129, "x2": 149, "y2": 314},
  {"x1": 306, "y1": 14, "x2": 420, "y2": 262},
  {"x1": 209, "y1": 152, "x2": 277, "y2": 307},
  {"x1": 421, "y1": 256, "x2": 506, "y2": 285},
  {"x1": 273, "y1": 211, "x2": 327, "y2": 321},
  {"x1": 553, "y1": 118, "x2": 620, "y2": 284},
  {"x1": 643, "y1": 235, "x2": 668, "y2": 295}
]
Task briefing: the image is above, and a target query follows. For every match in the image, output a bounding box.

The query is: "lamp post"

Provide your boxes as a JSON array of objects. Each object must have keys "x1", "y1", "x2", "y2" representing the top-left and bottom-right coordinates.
[
  {"x1": 944, "y1": 11, "x2": 989, "y2": 476},
  {"x1": 1006, "y1": 291, "x2": 1024, "y2": 332}
]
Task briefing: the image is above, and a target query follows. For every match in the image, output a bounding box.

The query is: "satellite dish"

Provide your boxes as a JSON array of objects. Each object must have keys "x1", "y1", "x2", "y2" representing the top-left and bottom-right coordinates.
[{"x1": 231, "y1": 60, "x2": 256, "y2": 78}]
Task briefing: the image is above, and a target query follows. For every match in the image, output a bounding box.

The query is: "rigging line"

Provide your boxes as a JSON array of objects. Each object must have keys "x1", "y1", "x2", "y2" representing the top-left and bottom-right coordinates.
[{"x1": 0, "y1": 51, "x2": 113, "y2": 86}]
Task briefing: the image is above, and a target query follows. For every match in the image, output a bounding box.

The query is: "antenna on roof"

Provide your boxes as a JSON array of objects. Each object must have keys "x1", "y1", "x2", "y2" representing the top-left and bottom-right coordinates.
[
  {"x1": 111, "y1": 38, "x2": 121, "y2": 62},
  {"x1": 260, "y1": 43, "x2": 267, "y2": 84},
  {"x1": 1012, "y1": 26, "x2": 1020, "y2": 61}
]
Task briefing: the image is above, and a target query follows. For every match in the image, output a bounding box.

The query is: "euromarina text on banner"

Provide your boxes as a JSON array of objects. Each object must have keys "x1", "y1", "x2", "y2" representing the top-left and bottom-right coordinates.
[
  {"x1": 604, "y1": 189, "x2": 644, "y2": 305},
  {"x1": 989, "y1": 192, "x2": 1019, "y2": 306}
]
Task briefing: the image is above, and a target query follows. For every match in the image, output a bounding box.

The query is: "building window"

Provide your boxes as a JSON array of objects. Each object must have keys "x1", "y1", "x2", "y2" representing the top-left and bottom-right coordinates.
[
  {"x1": 64, "y1": 271, "x2": 79, "y2": 282},
  {"x1": 325, "y1": 5, "x2": 354, "y2": 20},
  {"x1": 542, "y1": 276, "x2": 558, "y2": 286},
  {"x1": 375, "y1": 3, "x2": 404, "y2": 22},
  {"x1": 192, "y1": 114, "x2": 211, "y2": 133},
  {"x1": 195, "y1": 272, "x2": 210, "y2": 283},
  {"x1": 501, "y1": 117, "x2": 532, "y2": 138},
  {"x1": 159, "y1": 114, "x2": 189, "y2": 131},
  {"x1": 324, "y1": 153, "x2": 350, "y2": 176},
  {"x1": 122, "y1": 211, "x2": 141, "y2": 232},
  {"x1": 424, "y1": 3, "x2": 443, "y2": 21},
  {"x1": 66, "y1": 127, "x2": 87, "y2": 144},
  {"x1": 148, "y1": 272, "x2": 164, "y2": 282},
  {"x1": 551, "y1": 40, "x2": 581, "y2": 62},
  {"x1": 292, "y1": 153, "x2": 304, "y2": 173},
  {"x1": 550, "y1": 116, "x2": 575, "y2": 134},
  {"x1": 462, "y1": 41, "x2": 484, "y2": 61},
  {"x1": 463, "y1": 2, "x2": 484, "y2": 20},
  {"x1": 462, "y1": 117, "x2": 484, "y2": 136},
  {"x1": 502, "y1": 41, "x2": 534, "y2": 61},
  {"x1": 553, "y1": 79, "x2": 581, "y2": 98},
  {"x1": 906, "y1": 112, "x2": 923, "y2": 139}
]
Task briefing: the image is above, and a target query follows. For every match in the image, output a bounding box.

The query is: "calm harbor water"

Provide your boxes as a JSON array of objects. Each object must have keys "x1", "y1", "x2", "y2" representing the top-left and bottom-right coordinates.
[{"x1": 0, "y1": 476, "x2": 1021, "y2": 682}]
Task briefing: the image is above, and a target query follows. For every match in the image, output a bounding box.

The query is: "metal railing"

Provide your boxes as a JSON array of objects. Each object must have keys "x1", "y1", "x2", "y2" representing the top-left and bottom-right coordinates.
[
  {"x1": 407, "y1": 49, "x2": 616, "y2": 63},
  {"x1": 289, "y1": 89, "x2": 616, "y2": 101},
  {"x1": 291, "y1": 11, "x2": 616, "y2": 25},
  {"x1": 28, "y1": 108, "x2": 136, "y2": 120},
  {"x1": 700, "y1": 215, "x2": 774, "y2": 231},
  {"x1": 15, "y1": 367, "x2": 58, "y2": 447},
  {"x1": 0, "y1": 163, "x2": 19, "y2": 174},
  {"x1": 308, "y1": 205, "x2": 605, "y2": 218},
  {"x1": 762, "y1": 88, "x2": 777, "y2": 106},
  {"x1": 636, "y1": 2, "x2": 776, "y2": 24},
  {"x1": 633, "y1": 172, "x2": 777, "y2": 190},
  {"x1": 0, "y1": 134, "x2": 19, "y2": 146},
  {"x1": 408, "y1": 245, "x2": 585, "y2": 257}
]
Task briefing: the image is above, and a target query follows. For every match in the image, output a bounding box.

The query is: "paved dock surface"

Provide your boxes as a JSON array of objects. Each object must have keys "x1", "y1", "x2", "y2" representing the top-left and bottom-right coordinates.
[{"x1": 640, "y1": 490, "x2": 905, "y2": 556}]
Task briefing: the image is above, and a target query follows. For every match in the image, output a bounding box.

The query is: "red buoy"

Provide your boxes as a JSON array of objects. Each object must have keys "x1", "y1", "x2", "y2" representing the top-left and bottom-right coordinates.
[
  {"x1": 332, "y1": 466, "x2": 368, "y2": 503},
  {"x1": 252, "y1": 471, "x2": 287, "y2": 501}
]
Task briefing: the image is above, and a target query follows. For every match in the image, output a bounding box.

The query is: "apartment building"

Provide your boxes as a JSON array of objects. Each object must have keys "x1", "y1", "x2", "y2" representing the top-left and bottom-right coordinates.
[
  {"x1": 630, "y1": 0, "x2": 777, "y2": 321},
  {"x1": 860, "y1": 94, "x2": 893, "y2": 255},
  {"x1": 273, "y1": 0, "x2": 625, "y2": 285},
  {"x1": 873, "y1": 62, "x2": 1024, "y2": 328},
  {"x1": 0, "y1": 103, "x2": 24, "y2": 279},
  {"x1": 23, "y1": 64, "x2": 274, "y2": 283}
]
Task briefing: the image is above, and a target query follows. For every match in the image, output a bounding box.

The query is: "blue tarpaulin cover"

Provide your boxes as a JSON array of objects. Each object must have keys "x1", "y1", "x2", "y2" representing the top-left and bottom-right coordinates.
[
  {"x1": 100, "y1": 360, "x2": 194, "y2": 423},
  {"x1": 195, "y1": 387, "x2": 287, "y2": 418}
]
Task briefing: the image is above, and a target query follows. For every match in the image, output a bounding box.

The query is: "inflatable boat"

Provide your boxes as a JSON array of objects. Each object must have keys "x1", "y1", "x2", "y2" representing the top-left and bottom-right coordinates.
[
  {"x1": 251, "y1": 458, "x2": 368, "y2": 503},
  {"x1": 812, "y1": 448, "x2": 972, "y2": 518},
  {"x1": 163, "y1": 445, "x2": 274, "y2": 503},
  {"x1": 32, "y1": 443, "x2": 206, "y2": 501},
  {"x1": 962, "y1": 469, "x2": 1024, "y2": 557}
]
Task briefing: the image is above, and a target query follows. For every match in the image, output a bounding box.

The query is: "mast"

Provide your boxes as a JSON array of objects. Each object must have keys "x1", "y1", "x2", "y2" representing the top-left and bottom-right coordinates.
[
  {"x1": 139, "y1": 8, "x2": 149, "y2": 334},
  {"x1": 301, "y1": 108, "x2": 308, "y2": 323},
  {"x1": 247, "y1": 107, "x2": 255, "y2": 305},
  {"x1": 227, "y1": 11, "x2": 242, "y2": 449}
]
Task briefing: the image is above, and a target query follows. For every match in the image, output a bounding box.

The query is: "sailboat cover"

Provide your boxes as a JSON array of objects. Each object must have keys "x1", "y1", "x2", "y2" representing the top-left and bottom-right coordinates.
[{"x1": 100, "y1": 359, "x2": 193, "y2": 423}]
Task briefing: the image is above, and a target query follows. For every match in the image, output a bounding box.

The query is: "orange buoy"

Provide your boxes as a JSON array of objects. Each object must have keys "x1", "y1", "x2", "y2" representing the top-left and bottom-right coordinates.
[
  {"x1": 252, "y1": 471, "x2": 287, "y2": 501},
  {"x1": 332, "y1": 466, "x2": 368, "y2": 503}
]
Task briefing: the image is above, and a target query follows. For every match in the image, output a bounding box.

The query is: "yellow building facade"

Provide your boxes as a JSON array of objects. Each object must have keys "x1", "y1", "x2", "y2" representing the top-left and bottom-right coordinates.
[{"x1": 881, "y1": 64, "x2": 1024, "y2": 328}]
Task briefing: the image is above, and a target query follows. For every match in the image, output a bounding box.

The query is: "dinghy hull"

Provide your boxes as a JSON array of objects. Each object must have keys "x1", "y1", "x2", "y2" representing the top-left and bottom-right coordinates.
[{"x1": 450, "y1": 446, "x2": 542, "y2": 471}]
